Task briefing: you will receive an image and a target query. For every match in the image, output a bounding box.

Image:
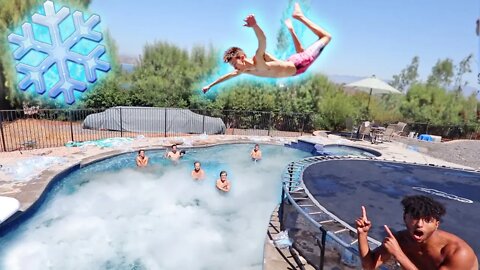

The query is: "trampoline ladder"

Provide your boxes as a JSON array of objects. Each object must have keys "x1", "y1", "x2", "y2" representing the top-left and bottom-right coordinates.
[
  {"x1": 349, "y1": 239, "x2": 358, "y2": 246},
  {"x1": 318, "y1": 219, "x2": 335, "y2": 224},
  {"x1": 334, "y1": 228, "x2": 349, "y2": 234},
  {"x1": 297, "y1": 204, "x2": 315, "y2": 207}
]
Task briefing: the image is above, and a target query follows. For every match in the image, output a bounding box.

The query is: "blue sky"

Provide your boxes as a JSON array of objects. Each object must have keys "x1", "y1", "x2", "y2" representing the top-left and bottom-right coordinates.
[{"x1": 90, "y1": 0, "x2": 479, "y2": 86}]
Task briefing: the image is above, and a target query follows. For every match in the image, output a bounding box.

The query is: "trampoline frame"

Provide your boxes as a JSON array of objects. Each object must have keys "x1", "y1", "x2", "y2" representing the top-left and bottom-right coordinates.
[{"x1": 279, "y1": 155, "x2": 480, "y2": 270}]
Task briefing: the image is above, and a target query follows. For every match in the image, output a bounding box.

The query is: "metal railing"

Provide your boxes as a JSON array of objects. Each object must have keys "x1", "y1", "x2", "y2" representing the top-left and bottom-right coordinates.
[{"x1": 0, "y1": 107, "x2": 314, "y2": 152}]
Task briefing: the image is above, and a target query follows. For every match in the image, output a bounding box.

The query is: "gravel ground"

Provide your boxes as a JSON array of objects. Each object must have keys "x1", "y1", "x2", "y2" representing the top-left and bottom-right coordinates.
[{"x1": 395, "y1": 137, "x2": 480, "y2": 169}]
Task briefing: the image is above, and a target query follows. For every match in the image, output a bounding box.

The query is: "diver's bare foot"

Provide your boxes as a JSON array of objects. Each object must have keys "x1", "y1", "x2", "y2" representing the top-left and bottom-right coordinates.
[
  {"x1": 292, "y1": 2, "x2": 304, "y2": 19},
  {"x1": 284, "y1": 18, "x2": 294, "y2": 30}
]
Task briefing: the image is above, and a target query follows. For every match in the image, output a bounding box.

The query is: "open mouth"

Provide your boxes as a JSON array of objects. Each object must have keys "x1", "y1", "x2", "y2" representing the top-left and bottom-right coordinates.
[{"x1": 413, "y1": 230, "x2": 424, "y2": 240}]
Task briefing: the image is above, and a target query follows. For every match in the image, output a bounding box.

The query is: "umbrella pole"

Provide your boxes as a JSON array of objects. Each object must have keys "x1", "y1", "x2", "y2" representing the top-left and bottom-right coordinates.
[{"x1": 366, "y1": 88, "x2": 373, "y2": 114}]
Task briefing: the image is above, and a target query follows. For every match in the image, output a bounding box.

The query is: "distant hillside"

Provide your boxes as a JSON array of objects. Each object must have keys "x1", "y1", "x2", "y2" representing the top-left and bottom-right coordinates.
[
  {"x1": 326, "y1": 74, "x2": 366, "y2": 85},
  {"x1": 118, "y1": 55, "x2": 138, "y2": 65},
  {"x1": 121, "y1": 63, "x2": 135, "y2": 73}
]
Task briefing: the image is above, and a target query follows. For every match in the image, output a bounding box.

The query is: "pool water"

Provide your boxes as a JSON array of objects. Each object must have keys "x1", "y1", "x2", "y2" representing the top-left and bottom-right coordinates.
[
  {"x1": 320, "y1": 144, "x2": 379, "y2": 157},
  {"x1": 0, "y1": 144, "x2": 309, "y2": 270}
]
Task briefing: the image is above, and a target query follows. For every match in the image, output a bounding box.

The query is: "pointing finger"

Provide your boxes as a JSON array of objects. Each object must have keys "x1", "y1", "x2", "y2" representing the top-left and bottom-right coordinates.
[
  {"x1": 362, "y1": 206, "x2": 367, "y2": 220},
  {"x1": 384, "y1": 225, "x2": 395, "y2": 238}
]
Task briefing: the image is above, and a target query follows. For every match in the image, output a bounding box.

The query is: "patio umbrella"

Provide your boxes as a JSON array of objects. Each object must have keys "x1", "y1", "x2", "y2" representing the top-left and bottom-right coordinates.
[{"x1": 345, "y1": 75, "x2": 402, "y2": 113}]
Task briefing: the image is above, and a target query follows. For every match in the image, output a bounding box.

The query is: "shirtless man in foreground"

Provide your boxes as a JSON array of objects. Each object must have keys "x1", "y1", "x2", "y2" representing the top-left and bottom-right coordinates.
[
  {"x1": 202, "y1": 2, "x2": 331, "y2": 93},
  {"x1": 356, "y1": 195, "x2": 478, "y2": 270}
]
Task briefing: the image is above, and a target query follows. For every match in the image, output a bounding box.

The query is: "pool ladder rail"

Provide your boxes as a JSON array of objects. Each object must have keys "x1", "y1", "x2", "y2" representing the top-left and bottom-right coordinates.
[{"x1": 281, "y1": 156, "x2": 385, "y2": 268}]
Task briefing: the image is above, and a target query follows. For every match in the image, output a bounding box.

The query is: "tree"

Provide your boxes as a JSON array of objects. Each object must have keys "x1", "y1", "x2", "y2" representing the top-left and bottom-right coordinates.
[
  {"x1": 81, "y1": 75, "x2": 126, "y2": 108},
  {"x1": 426, "y1": 58, "x2": 454, "y2": 88},
  {"x1": 400, "y1": 83, "x2": 476, "y2": 125},
  {"x1": 315, "y1": 84, "x2": 357, "y2": 131},
  {"x1": 454, "y1": 54, "x2": 473, "y2": 91},
  {"x1": 391, "y1": 56, "x2": 419, "y2": 93}
]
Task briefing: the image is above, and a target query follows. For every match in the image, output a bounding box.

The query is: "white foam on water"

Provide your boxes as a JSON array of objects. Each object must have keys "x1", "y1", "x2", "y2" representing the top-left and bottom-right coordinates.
[
  {"x1": 1, "y1": 156, "x2": 66, "y2": 182},
  {"x1": 0, "y1": 145, "x2": 307, "y2": 270}
]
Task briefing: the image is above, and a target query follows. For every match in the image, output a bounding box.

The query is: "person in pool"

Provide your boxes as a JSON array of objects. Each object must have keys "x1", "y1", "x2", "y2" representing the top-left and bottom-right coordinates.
[
  {"x1": 250, "y1": 144, "x2": 262, "y2": 161},
  {"x1": 216, "y1": 171, "x2": 231, "y2": 192},
  {"x1": 136, "y1": 149, "x2": 149, "y2": 167},
  {"x1": 165, "y1": 144, "x2": 184, "y2": 161},
  {"x1": 191, "y1": 161, "x2": 205, "y2": 180},
  {"x1": 202, "y1": 2, "x2": 331, "y2": 93},
  {"x1": 356, "y1": 195, "x2": 478, "y2": 270}
]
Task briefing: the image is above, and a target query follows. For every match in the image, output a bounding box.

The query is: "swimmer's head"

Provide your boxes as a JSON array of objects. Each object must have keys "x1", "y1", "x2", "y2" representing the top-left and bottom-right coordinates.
[
  {"x1": 172, "y1": 144, "x2": 177, "y2": 152},
  {"x1": 254, "y1": 144, "x2": 259, "y2": 151},
  {"x1": 138, "y1": 149, "x2": 145, "y2": 157},
  {"x1": 224, "y1": 47, "x2": 247, "y2": 70},
  {"x1": 219, "y1": 170, "x2": 228, "y2": 179},
  {"x1": 194, "y1": 161, "x2": 201, "y2": 171}
]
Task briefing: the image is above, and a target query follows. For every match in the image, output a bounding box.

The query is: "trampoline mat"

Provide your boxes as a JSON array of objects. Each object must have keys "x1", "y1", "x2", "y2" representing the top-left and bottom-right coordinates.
[{"x1": 303, "y1": 160, "x2": 480, "y2": 255}]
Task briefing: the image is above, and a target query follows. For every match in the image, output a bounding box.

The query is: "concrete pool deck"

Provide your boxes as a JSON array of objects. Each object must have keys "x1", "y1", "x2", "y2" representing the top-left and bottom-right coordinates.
[{"x1": 0, "y1": 134, "x2": 475, "y2": 269}]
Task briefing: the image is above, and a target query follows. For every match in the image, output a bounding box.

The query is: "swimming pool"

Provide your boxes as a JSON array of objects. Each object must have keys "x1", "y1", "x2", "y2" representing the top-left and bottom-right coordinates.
[
  {"x1": 319, "y1": 144, "x2": 381, "y2": 157},
  {"x1": 0, "y1": 144, "x2": 309, "y2": 270},
  {"x1": 286, "y1": 140, "x2": 381, "y2": 157}
]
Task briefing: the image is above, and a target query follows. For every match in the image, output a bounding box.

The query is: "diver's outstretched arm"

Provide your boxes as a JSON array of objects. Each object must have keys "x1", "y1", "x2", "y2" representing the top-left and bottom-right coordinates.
[{"x1": 202, "y1": 70, "x2": 242, "y2": 93}]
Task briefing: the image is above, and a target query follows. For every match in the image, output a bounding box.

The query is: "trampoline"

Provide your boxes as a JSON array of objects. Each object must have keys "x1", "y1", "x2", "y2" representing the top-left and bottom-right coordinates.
[{"x1": 302, "y1": 159, "x2": 480, "y2": 256}]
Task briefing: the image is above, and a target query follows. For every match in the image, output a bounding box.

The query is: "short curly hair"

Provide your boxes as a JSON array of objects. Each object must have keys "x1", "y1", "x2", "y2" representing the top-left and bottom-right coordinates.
[
  {"x1": 223, "y1": 47, "x2": 245, "y2": 63},
  {"x1": 402, "y1": 195, "x2": 446, "y2": 221}
]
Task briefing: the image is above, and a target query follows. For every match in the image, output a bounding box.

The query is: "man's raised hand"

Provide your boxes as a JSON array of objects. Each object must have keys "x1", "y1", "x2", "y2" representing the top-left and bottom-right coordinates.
[
  {"x1": 243, "y1": 14, "x2": 257, "y2": 27},
  {"x1": 383, "y1": 225, "x2": 402, "y2": 257},
  {"x1": 355, "y1": 206, "x2": 372, "y2": 234}
]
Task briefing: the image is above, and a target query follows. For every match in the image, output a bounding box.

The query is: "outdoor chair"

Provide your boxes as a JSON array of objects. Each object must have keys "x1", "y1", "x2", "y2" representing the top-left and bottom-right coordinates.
[
  {"x1": 345, "y1": 118, "x2": 358, "y2": 138},
  {"x1": 358, "y1": 121, "x2": 371, "y2": 141},
  {"x1": 382, "y1": 124, "x2": 397, "y2": 142},
  {"x1": 394, "y1": 122, "x2": 407, "y2": 137}
]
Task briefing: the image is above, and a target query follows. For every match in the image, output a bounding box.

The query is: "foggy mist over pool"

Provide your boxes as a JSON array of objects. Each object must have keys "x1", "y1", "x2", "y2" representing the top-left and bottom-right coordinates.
[{"x1": 0, "y1": 144, "x2": 309, "y2": 270}]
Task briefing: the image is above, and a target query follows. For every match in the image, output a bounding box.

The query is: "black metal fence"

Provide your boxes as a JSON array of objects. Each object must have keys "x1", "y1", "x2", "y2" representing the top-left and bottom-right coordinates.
[
  {"x1": 0, "y1": 108, "x2": 314, "y2": 152},
  {"x1": 0, "y1": 107, "x2": 478, "y2": 152}
]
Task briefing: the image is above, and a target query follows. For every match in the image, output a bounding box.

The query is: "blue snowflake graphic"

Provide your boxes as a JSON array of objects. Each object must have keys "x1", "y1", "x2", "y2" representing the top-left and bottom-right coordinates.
[{"x1": 7, "y1": 0, "x2": 111, "y2": 105}]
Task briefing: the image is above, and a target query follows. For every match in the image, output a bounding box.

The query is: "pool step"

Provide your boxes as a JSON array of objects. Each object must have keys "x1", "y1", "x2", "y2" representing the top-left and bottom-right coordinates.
[{"x1": 284, "y1": 140, "x2": 323, "y2": 156}]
